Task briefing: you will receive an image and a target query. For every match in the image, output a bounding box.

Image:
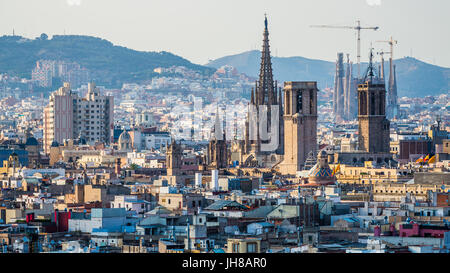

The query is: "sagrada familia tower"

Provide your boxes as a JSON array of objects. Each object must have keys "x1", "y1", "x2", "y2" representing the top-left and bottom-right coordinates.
[{"x1": 333, "y1": 53, "x2": 359, "y2": 121}]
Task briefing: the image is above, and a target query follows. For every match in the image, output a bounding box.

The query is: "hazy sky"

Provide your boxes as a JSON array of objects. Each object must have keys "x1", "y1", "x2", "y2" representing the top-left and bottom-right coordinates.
[{"x1": 1, "y1": 0, "x2": 449, "y2": 67}]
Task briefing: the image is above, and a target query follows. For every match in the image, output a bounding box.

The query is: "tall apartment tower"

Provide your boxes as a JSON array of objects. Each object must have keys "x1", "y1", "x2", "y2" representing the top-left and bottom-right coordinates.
[
  {"x1": 43, "y1": 82, "x2": 114, "y2": 153},
  {"x1": 43, "y1": 82, "x2": 74, "y2": 154},
  {"x1": 279, "y1": 82, "x2": 318, "y2": 175},
  {"x1": 357, "y1": 52, "x2": 390, "y2": 153},
  {"x1": 73, "y1": 82, "x2": 114, "y2": 145}
]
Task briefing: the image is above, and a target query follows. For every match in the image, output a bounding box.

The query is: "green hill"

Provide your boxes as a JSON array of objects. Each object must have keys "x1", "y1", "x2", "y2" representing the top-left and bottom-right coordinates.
[{"x1": 0, "y1": 34, "x2": 215, "y2": 88}]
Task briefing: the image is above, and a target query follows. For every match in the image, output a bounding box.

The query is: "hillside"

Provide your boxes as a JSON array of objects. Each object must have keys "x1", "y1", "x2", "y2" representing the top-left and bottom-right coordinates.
[
  {"x1": 0, "y1": 34, "x2": 215, "y2": 87},
  {"x1": 207, "y1": 50, "x2": 450, "y2": 97}
]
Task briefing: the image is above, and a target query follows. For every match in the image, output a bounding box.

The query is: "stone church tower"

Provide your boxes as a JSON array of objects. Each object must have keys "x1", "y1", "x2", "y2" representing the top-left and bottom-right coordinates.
[
  {"x1": 279, "y1": 81, "x2": 318, "y2": 175},
  {"x1": 208, "y1": 109, "x2": 228, "y2": 169},
  {"x1": 166, "y1": 140, "x2": 182, "y2": 176},
  {"x1": 357, "y1": 50, "x2": 390, "y2": 153}
]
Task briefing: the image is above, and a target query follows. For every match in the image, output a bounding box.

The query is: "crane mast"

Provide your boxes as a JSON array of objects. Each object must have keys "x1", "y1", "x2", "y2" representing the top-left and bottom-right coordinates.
[
  {"x1": 376, "y1": 36, "x2": 397, "y2": 60},
  {"x1": 310, "y1": 20, "x2": 379, "y2": 77}
]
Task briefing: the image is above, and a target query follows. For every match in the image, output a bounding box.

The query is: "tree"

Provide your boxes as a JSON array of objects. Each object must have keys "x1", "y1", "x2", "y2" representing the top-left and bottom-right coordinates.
[
  {"x1": 40, "y1": 33, "x2": 48, "y2": 40},
  {"x1": 129, "y1": 163, "x2": 139, "y2": 170}
]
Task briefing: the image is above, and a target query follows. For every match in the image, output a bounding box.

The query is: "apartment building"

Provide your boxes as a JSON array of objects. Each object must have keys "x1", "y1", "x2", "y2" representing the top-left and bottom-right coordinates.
[{"x1": 43, "y1": 82, "x2": 114, "y2": 153}]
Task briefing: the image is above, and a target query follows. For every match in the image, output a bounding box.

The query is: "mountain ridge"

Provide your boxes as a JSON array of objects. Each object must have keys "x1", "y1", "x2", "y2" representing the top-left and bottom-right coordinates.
[{"x1": 207, "y1": 50, "x2": 450, "y2": 97}]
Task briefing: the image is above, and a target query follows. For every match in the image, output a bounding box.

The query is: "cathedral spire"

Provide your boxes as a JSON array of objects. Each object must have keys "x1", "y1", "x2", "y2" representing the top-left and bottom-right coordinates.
[
  {"x1": 213, "y1": 106, "x2": 223, "y2": 140},
  {"x1": 257, "y1": 14, "x2": 275, "y2": 106},
  {"x1": 250, "y1": 88, "x2": 255, "y2": 104},
  {"x1": 264, "y1": 13, "x2": 268, "y2": 30}
]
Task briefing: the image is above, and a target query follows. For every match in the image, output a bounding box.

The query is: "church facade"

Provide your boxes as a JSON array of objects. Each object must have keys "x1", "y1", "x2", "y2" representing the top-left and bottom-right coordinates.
[{"x1": 237, "y1": 16, "x2": 284, "y2": 168}]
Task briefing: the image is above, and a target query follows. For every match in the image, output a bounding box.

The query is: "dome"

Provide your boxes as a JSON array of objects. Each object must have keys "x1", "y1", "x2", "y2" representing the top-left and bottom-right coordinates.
[
  {"x1": 25, "y1": 137, "x2": 38, "y2": 146},
  {"x1": 119, "y1": 130, "x2": 131, "y2": 140},
  {"x1": 118, "y1": 130, "x2": 132, "y2": 151},
  {"x1": 308, "y1": 163, "x2": 333, "y2": 178},
  {"x1": 306, "y1": 149, "x2": 336, "y2": 185}
]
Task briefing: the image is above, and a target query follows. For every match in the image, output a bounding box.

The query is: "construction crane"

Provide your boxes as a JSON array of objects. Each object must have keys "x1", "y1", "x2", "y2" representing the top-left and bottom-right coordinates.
[
  {"x1": 377, "y1": 51, "x2": 391, "y2": 80},
  {"x1": 376, "y1": 36, "x2": 397, "y2": 59},
  {"x1": 310, "y1": 20, "x2": 379, "y2": 77}
]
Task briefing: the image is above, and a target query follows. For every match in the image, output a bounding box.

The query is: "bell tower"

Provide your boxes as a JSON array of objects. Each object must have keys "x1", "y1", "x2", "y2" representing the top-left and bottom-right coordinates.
[
  {"x1": 279, "y1": 81, "x2": 318, "y2": 175},
  {"x1": 166, "y1": 140, "x2": 182, "y2": 176},
  {"x1": 358, "y1": 48, "x2": 390, "y2": 153}
]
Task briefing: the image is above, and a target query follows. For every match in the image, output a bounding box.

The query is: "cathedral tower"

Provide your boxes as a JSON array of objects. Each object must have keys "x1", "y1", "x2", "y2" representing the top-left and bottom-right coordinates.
[
  {"x1": 358, "y1": 50, "x2": 390, "y2": 153},
  {"x1": 166, "y1": 140, "x2": 182, "y2": 176},
  {"x1": 242, "y1": 15, "x2": 283, "y2": 162},
  {"x1": 208, "y1": 109, "x2": 228, "y2": 169},
  {"x1": 279, "y1": 81, "x2": 318, "y2": 175}
]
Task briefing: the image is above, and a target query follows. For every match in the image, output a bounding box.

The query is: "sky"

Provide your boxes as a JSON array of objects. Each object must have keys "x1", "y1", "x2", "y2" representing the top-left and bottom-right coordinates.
[{"x1": 1, "y1": 0, "x2": 449, "y2": 67}]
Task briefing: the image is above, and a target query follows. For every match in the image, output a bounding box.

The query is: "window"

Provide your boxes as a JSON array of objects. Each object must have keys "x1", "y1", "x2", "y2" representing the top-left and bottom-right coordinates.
[
  {"x1": 232, "y1": 243, "x2": 239, "y2": 253},
  {"x1": 247, "y1": 242, "x2": 257, "y2": 253},
  {"x1": 296, "y1": 91, "x2": 302, "y2": 113}
]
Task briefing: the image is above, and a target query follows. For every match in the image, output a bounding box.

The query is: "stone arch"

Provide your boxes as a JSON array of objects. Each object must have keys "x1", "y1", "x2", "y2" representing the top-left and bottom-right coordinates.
[{"x1": 243, "y1": 154, "x2": 255, "y2": 167}]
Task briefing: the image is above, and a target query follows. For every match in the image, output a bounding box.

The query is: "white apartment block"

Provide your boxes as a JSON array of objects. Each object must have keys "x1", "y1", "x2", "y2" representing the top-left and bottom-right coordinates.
[{"x1": 44, "y1": 82, "x2": 114, "y2": 153}]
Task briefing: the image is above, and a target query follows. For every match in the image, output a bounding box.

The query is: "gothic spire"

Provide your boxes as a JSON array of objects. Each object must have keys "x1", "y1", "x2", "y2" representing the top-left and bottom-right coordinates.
[
  {"x1": 250, "y1": 88, "x2": 255, "y2": 104},
  {"x1": 256, "y1": 14, "x2": 275, "y2": 106}
]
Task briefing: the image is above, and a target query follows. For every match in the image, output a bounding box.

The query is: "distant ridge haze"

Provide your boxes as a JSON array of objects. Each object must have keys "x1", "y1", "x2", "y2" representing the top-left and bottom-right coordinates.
[
  {"x1": 0, "y1": 34, "x2": 448, "y2": 97},
  {"x1": 207, "y1": 50, "x2": 450, "y2": 97}
]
